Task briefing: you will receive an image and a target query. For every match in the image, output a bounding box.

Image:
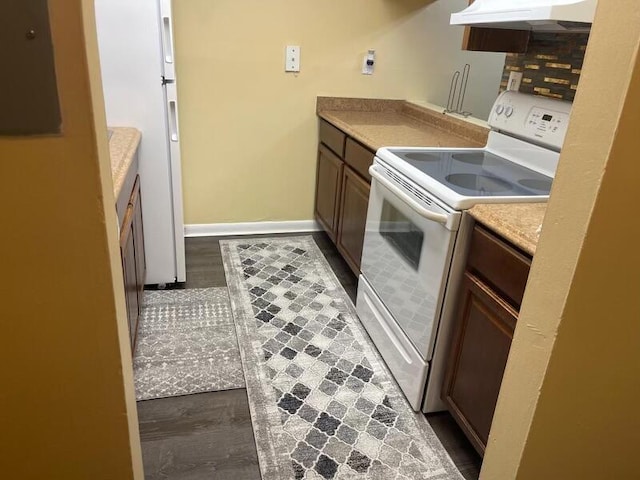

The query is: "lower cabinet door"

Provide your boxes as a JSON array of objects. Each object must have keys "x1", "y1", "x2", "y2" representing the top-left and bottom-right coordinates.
[
  {"x1": 120, "y1": 220, "x2": 139, "y2": 352},
  {"x1": 315, "y1": 145, "x2": 344, "y2": 241},
  {"x1": 336, "y1": 165, "x2": 370, "y2": 275},
  {"x1": 131, "y1": 175, "x2": 146, "y2": 305},
  {"x1": 443, "y1": 271, "x2": 517, "y2": 456}
]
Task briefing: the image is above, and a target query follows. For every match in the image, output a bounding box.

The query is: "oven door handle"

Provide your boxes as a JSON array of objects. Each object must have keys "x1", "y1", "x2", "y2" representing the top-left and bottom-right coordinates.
[{"x1": 369, "y1": 166, "x2": 449, "y2": 225}]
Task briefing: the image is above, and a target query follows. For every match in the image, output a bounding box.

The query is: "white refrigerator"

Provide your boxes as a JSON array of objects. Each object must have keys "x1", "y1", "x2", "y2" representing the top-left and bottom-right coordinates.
[{"x1": 95, "y1": 0, "x2": 186, "y2": 285}]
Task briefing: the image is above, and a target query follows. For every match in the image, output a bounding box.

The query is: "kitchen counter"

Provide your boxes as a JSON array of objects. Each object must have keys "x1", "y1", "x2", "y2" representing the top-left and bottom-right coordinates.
[
  {"x1": 109, "y1": 127, "x2": 141, "y2": 197},
  {"x1": 469, "y1": 203, "x2": 547, "y2": 256},
  {"x1": 317, "y1": 97, "x2": 489, "y2": 152}
]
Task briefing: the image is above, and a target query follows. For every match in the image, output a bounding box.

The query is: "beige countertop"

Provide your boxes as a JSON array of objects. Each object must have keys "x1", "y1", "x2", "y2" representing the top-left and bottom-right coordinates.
[
  {"x1": 109, "y1": 127, "x2": 141, "y2": 197},
  {"x1": 469, "y1": 203, "x2": 548, "y2": 256},
  {"x1": 317, "y1": 97, "x2": 489, "y2": 152}
]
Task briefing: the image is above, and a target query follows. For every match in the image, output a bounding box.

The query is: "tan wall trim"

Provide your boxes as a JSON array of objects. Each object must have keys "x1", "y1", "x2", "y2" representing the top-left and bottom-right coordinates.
[{"x1": 481, "y1": 1, "x2": 640, "y2": 478}]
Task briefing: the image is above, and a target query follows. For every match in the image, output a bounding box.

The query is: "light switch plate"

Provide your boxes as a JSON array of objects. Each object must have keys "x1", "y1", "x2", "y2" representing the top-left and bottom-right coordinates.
[
  {"x1": 362, "y1": 49, "x2": 375, "y2": 75},
  {"x1": 285, "y1": 45, "x2": 300, "y2": 72}
]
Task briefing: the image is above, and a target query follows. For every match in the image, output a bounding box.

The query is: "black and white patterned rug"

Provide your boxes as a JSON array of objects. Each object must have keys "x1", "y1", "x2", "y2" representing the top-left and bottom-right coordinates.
[
  {"x1": 221, "y1": 237, "x2": 462, "y2": 480},
  {"x1": 134, "y1": 288, "x2": 245, "y2": 401}
]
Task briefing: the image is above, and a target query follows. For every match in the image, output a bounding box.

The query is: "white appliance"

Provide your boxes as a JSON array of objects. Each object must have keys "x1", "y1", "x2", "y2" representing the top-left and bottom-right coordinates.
[
  {"x1": 356, "y1": 91, "x2": 572, "y2": 412},
  {"x1": 450, "y1": 0, "x2": 597, "y2": 32},
  {"x1": 95, "y1": 0, "x2": 185, "y2": 285}
]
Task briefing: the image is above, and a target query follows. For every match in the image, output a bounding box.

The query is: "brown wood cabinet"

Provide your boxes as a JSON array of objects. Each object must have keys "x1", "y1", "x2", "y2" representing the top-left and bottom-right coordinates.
[
  {"x1": 463, "y1": 26, "x2": 530, "y2": 53},
  {"x1": 119, "y1": 174, "x2": 146, "y2": 354},
  {"x1": 315, "y1": 119, "x2": 375, "y2": 275},
  {"x1": 132, "y1": 179, "x2": 146, "y2": 308},
  {"x1": 315, "y1": 144, "x2": 344, "y2": 242},
  {"x1": 443, "y1": 225, "x2": 531, "y2": 456},
  {"x1": 120, "y1": 216, "x2": 138, "y2": 348},
  {"x1": 336, "y1": 166, "x2": 370, "y2": 275},
  {"x1": 461, "y1": 0, "x2": 530, "y2": 53}
]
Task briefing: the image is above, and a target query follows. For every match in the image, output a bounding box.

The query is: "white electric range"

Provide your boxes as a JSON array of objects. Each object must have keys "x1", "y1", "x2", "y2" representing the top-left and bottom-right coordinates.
[{"x1": 356, "y1": 91, "x2": 573, "y2": 412}]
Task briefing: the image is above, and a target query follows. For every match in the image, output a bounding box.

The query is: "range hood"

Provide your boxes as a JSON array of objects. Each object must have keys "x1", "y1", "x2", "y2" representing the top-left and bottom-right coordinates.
[{"x1": 450, "y1": 0, "x2": 596, "y2": 32}]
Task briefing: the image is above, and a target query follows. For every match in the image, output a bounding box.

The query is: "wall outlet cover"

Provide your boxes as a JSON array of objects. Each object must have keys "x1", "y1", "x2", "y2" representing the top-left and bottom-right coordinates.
[
  {"x1": 285, "y1": 45, "x2": 300, "y2": 72},
  {"x1": 507, "y1": 71, "x2": 523, "y2": 91}
]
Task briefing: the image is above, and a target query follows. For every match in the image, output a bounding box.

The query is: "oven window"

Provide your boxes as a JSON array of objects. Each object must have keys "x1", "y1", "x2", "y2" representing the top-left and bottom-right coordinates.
[{"x1": 379, "y1": 200, "x2": 423, "y2": 270}]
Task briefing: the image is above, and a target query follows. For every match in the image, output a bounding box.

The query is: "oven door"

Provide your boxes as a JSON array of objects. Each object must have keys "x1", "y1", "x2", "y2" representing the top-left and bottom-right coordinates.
[{"x1": 360, "y1": 162, "x2": 461, "y2": 361}]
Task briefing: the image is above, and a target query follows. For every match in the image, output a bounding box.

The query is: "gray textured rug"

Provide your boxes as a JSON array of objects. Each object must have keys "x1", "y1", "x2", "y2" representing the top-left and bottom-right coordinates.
[
  {"x1": 133, "y1": 288, "x2": 245, "y2": 401},
  {"x1": 221, "y1": 237, "x2": 462, "y2": 480}
]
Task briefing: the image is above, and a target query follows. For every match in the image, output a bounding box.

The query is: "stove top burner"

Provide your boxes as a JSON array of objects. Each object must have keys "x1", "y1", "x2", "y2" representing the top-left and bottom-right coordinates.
[{"x1": 445, "y1": 173, "x2": 512, "y2": 193}]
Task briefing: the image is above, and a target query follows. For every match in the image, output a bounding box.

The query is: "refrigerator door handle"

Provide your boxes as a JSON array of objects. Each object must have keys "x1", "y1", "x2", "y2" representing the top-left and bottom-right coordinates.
[
  {"x1": 168, "y1": 100, "x2": 178, "y2": 142},
  {"x1": 165, "y1": 82, "x2": 179, "y2": 142},
  {"x1": 162, "y1": 16, "x2": 174, "y2": 64}
]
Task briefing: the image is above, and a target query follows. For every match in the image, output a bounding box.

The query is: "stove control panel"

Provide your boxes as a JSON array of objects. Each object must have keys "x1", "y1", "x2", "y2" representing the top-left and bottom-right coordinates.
[
  {"x1": 525, "y1": 107, "x2": 570, "y2": 140},
  {"x1": 489, "y1": 91, "x2": 573, "y2": 151}
]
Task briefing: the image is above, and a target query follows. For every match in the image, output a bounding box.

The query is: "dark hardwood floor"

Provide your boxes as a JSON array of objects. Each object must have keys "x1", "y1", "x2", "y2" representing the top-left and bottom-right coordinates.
[
  {"x1": 138, "y1": 232, "x2": 480, "y2": 480},
  {"x1": 427, "y1": 412, "x2": 482, "y2": 479},
  {"x1": 138, "y1": 390, "x2": 259, "y2": 480}
]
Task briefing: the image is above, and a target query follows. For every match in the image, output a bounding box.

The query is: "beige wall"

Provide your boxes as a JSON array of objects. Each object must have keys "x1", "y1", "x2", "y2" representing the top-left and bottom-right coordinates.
[
  {"x1": 173, "y1": 0, "x2": 505, "y2": 225},
  {"x1": 481, "y1": 0, "x2": 640, "y2": 478},
  {"x1": 0, "y1": 1, "x2": 142, "y2": 478}
]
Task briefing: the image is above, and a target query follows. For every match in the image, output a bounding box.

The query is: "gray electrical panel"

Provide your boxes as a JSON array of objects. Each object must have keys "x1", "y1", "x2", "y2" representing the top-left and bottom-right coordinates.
[{"x1": 0, "y1": 0, "x2": 62, "y2": 135}]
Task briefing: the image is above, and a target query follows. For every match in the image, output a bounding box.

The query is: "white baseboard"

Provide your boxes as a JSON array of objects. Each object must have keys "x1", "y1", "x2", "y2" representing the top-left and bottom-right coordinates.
[{"x1": 184, "y1": 220, "x2": 321, "y2": 238}]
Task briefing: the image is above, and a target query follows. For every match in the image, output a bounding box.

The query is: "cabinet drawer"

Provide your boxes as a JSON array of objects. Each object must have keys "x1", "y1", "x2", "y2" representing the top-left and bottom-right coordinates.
[
  {"x1": 344, "y1": 138, "x2": 374, "y2": 182},
  {"x1": 467, "y1": 225, "x2": 531, "y2": 309},
  {"x1": 116, "y1": 153, "x2": 139, "y2": 228},
  {"x1": 319, "y1": 119, "x2": 346, "y2": 158}
]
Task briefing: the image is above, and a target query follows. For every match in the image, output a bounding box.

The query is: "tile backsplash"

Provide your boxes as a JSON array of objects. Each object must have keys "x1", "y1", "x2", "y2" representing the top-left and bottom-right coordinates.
[{"x1": 501, "y1": 32, "x2": 590, "y2": 102}]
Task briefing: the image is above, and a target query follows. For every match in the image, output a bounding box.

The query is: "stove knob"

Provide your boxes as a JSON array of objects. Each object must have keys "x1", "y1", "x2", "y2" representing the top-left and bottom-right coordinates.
[
  {"x1": 505, "y1": 106, "x2": 514, "y2": 117},
  {"x1": 495, "y1": 104, "x2": 504, "y2": 115}
]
